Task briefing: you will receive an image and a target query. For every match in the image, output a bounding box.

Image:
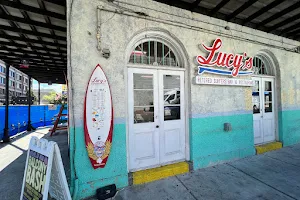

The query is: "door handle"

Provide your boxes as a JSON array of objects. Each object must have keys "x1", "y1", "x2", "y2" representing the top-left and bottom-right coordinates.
[{"x1": 156, "y1": 125, "x2": 159, "y2": 128}]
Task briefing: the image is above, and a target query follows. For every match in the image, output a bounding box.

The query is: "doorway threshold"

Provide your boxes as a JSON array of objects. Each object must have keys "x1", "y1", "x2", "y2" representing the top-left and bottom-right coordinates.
[
  {"x1": 131, "y1": 162, "x2": 189, "y2": 185},
  {"x1": 255, "y1": 142, "x2": 282, "y2": 155}
]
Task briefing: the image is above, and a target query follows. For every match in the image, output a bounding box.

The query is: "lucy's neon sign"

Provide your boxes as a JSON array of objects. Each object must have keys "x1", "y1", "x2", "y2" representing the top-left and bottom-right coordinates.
[{"x1": 196, "y1": 38, "x2": 253, "y2": 77}]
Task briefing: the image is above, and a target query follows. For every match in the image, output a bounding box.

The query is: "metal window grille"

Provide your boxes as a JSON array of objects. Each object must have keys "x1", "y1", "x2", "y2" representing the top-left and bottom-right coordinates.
[
  {"x1": 129, "y1": 40, "x2": 180, "y2": 67},
  {"x1": 253, "y1": 56, "x2": 272, "y2": 76}
]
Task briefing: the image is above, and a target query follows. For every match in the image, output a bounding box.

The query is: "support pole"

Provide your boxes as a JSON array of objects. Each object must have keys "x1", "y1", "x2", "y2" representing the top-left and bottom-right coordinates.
[
  {"x1": 38, "y1": 82, "x2": 41, "y2": 105},
  {"x1": 3, "y1": 64, "x2": 10, "y2": 142},
  {"x1": 27, "y1": 76, "x2": 35, "y2": 131}
]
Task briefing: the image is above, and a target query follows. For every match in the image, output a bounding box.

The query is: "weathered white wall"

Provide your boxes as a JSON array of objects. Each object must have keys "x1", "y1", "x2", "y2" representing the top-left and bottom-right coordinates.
[{"x1": 69, "y1": 0, "x2": 300, "y2": 123}]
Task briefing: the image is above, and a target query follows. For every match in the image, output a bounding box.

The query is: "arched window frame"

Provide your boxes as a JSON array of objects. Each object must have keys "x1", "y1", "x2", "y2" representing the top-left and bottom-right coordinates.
[
  {"x1": 128, "y1": 38, "x2": 183, "y2": 68},
  {"x1": 253, "y1": 55, "x2": 274, "y2": 76}
]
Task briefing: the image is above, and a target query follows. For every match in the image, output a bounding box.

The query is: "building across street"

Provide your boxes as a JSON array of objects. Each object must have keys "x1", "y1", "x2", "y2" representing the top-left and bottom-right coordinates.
[{"x1": 0, "y1": 60, "x2": 29, "y2": 104}]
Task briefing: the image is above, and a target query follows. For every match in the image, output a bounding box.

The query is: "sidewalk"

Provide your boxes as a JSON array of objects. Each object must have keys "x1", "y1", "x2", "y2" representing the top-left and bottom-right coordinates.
[
  {"x1": 116, "y1": 144, "x2": 300, "y2": 200},
  {"x1": 1, "y1": 129, "x2": 300, "y2": 200},
  {"x1": 0, "y1": 128, "x2": 69, "y2": 200}
]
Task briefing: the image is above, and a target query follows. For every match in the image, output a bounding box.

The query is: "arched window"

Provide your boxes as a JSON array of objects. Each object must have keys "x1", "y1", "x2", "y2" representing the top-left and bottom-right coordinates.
[
  {"x1": 128, "y1": 40, "x2": 180, "y2": 67},
  {"x1": 253, "y1": 56, "x2": 274, "y2": 76}
]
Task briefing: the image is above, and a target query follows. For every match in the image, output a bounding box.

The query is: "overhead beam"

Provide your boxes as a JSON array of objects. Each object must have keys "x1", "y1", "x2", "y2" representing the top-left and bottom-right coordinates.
[
  {"x1": 0, "y1": 43, "x2": 63, "y2": 57},
  {"x1": 153, "y1": 0, "x2": 266, "y2": 30},
  {"x1": 0, "y1": 33, "x2": 67, "y2": 48},
  {"x1": 0, "y1": 57, "x2": 66, "y2": 67},
  {"x1": 43, "y1": 0, "x2": 66, "y2": 6},
  {"x1": 190, "y1": 0, "x2": 202, "y2": 11},
  {"x1": 226, "y1": 0, "x2": 259, "y2": 21},
  {"x1": 0, "y1": 0, "x2": 65, "y2": 20},
  {"x1": 154, "y1": 0, "x2": 200, "y2": 12},
  {"x1": 8, "y1": 60, "x2": 66, "y2": 67},
  {"x1": 0, "y1": 46, "x2": 65, "y2": 58},
  {"x1": 0, "y1": 14, "x2": 66, "y2": 32},
  {"x1": 0, "y1": 25, "x2": 66, "y2": 41},
  {"x1": 257, "y1": 1, "x2": 300, "y2": 28},
  {"x1": 209, "y1": 0, "x2": 230, "y2": 15},
  {"x1": 267, "y1": 12, "x2": 300, "y2": 32},
  {"x1": 285, "y1": 28, "x2": 300, "y2": 37},
  {"x1": 9, "y1": 65, "x2": 66, "y2": 72},
  {"x1": 280, "y1": 21, "x2": 300, "y2": 35},
  {"x1": 0, "y1": 51, "x2": 66, "y2": 62},
  {"x1": 0, "y1": 41, "x2": 66, "y2": 53},
  {"x1": 0, "y1": 56, "x2": 66, "y2": 64},
  {"x1": 243, "y1": 0, "x2": 284, "y2": 25},
  {"x1": 36, "y1": 0, "x2": 63, "y2": 57}
]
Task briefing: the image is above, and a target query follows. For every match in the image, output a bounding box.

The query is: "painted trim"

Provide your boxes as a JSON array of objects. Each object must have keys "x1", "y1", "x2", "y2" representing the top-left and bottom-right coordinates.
[
  {"x1": 281, "y1": 107, "x2": 300, "y2": 111},
  {"x1": 190, "y1": 110, "x2": 252, "y2": 118},
  {"x1": 254, "y1": 50, "x2": 280, "y2": 142},
  {"x1": 127, "y1": 64, "x2": 186, "y2": 71}
]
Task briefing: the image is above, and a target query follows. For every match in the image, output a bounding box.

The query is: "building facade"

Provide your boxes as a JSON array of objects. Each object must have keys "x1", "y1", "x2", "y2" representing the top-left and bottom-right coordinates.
[
  {"x1": 67, "y1": 0, "x2": 300, "y2": 199},
  {"x1": 0, "y1": 60, "x2": 29, "y2": 104}
]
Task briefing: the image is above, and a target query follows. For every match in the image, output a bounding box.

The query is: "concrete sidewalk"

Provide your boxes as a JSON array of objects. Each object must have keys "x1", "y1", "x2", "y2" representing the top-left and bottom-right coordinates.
[
  {"x1": 1, "y1": 129, "x2": 300, "y2": 200},
  {"x1": 116, "y1": 144, "x2": 300, "y2": 200},
  {"x1": 0, "y1": 128, "x2": 69, "y2": 200}
]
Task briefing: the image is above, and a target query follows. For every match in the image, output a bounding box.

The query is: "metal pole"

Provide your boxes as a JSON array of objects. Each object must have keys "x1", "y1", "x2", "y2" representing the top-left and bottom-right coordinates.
[
  {"x1": 3, "y1": 64, "x2": 10, "y2": 142},
  {"x1": 27, "y1": 76, "x2": 34, "y2": 131},
  {"x1": 38, "y1": 82, "x2": 41, "y2": 105}
]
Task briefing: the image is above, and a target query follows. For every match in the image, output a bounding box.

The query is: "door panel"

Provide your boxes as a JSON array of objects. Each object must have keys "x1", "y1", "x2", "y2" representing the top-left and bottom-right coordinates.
[
  {"x1": 262, "y1": 78, "x2": 275, "y2": 143},
  {"x1": 164, "y1": 129, "x2": 181, "y2": 155},
  {"x1": 134, "y1": 131, "x2": 155, "y2": 160},
  {"x1": 128, "y1": 68, "x2": 186, "y2": 171},
  {"x1": 128, "y1": 68, "x2": 159, "y2": 171},
  {"x1": 252, "y1": 77, "x2": 263, "y2": 144},
  {"x1": 253, "y1": 120, "x2": 263, "y2": 144},
  {"x1": 252, "y1": 77, "x2": 275, "y2": 145},
  {"x1": 159, "y1": 70, "x2": 185, "y2": 164}
]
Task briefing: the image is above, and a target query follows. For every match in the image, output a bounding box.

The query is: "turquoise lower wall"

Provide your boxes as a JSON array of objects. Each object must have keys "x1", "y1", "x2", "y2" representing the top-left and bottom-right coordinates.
[
  {"x1": 70, "y1": 123, "x2": 128, "y2": 200},
  {"x1": 68, "y1": 110, "x2": 300, "y2": 199},
  {"x1": 279, "y1": 109, "x2": 300, "y2": 146},
  {"x1": 190, "y1": 113, "x2": 256, "y2": 170}
]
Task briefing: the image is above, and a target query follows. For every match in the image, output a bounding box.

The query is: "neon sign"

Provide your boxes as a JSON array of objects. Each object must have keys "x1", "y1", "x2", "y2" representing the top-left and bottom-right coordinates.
[{"x1": 196, "y1": 38, "x2": 253, "y2": 77}]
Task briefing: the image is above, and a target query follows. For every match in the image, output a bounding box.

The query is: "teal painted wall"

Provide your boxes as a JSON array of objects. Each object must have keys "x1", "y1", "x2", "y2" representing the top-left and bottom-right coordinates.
[
  {"x1": 70, "y1": 123, "x2": 128, "y2": 200},
  {"x1": 279, "y1": 109, "x2": 300, "y2": 147},
  {"x1": 190, "y1": 113, "x2": 256, "y2": 170}
]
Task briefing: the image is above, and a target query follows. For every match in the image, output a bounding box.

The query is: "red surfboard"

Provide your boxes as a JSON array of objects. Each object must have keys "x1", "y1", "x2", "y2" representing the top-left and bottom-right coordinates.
[{"x1": 84, "y1": 64, "x2": 113, "y2": 169}]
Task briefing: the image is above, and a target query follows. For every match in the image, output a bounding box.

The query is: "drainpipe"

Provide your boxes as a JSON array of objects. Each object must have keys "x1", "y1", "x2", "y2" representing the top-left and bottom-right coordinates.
[{"x1": 3, "y1": 64, "x2": 10, "y2": 143}]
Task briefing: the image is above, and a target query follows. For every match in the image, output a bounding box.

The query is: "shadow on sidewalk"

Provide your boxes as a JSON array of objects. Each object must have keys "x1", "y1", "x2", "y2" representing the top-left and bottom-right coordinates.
[{"x1": 0, "y1": 128, "x2": 70, "y2": 200}]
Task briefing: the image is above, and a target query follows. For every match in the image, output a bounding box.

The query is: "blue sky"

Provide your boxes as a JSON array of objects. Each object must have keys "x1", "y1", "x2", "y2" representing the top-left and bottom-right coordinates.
[{"x1": 32, "y1": 79, "x2": 62, "y2": 93}]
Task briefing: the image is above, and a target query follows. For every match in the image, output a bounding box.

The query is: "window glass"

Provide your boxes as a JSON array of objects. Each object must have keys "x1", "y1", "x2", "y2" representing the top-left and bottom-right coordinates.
[
  {"x1": 252, "y1": 80, "x2": 260, "y2": 114},
  {"x1": 264, "y1": 81, "x2": 273, "y2": 113},
  {"x1": 133, "y1": 73, "x2": 154, "y2": 123},
  {"x1": 163, "y1": 75, "x2": 180, "y2": 120}
]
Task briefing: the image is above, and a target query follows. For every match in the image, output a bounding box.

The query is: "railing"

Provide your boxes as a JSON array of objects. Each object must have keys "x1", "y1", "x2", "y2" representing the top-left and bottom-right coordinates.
[{"x1": 0, "y1": 105, "x2": 68, "y2": 140}]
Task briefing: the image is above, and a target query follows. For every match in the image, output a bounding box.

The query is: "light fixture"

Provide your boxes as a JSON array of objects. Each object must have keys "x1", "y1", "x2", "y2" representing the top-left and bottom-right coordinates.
[{"x1": 19, "y1": 59, "x2": 29, "y2": 69}]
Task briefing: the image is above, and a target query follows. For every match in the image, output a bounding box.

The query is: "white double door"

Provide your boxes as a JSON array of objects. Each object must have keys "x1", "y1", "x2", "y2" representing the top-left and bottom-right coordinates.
[
  {"x1": 128, "y1": 68, "x2": 186, "y2": 171},
  {"x1": 252, "y1": 77, "x2": 275, "y2": 144}
]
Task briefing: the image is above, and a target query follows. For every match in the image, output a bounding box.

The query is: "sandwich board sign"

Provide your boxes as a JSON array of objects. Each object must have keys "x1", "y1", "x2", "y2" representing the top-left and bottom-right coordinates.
[{"x1": 20, "y1": 136, "x2": 71, "y2": 200}]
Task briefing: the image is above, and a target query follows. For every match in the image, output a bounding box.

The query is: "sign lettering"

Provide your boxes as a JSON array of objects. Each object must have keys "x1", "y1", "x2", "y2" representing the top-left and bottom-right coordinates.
[
  {"x1": 196, "y1": 38, "x2": 253, "y2": 77},
  {"x1": 195, "y1": 76, "x2": 253, "y2": 87}
]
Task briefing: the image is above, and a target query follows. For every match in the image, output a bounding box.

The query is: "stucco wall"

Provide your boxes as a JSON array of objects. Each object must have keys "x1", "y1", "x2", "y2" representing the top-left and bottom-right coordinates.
[{"x1": 68, "y1": 0, "x2": 300, "y2": 199}]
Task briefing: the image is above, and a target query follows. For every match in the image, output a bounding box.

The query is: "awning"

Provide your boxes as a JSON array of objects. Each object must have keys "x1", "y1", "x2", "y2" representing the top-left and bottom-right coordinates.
[
  {"x1": 154, "y1": 0, "x2": 300, "y2": 42},
  {"x1": 0, "y1": 0, "x2": 66, "y2": 84}
]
